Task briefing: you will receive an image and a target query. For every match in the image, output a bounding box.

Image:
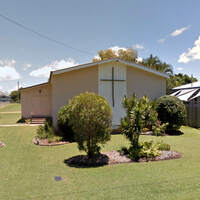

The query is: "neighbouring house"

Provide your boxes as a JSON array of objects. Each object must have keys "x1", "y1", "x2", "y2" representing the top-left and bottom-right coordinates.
[
  {"x1": 171, "y1": 81, "x2": 200, "y2": 128},
  {"x1": 20, "y1": 58, "x2": 168, "y2": 127},
  {"x1": 0, "y1": 90, "x2": 9, "y2": 102}
]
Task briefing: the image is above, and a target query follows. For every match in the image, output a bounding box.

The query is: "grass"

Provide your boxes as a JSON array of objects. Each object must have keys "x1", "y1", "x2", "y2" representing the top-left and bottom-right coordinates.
[
  {"x1": 0, "y1": 103, "x2": 21, "y2": 112},
  {"x1": 0, "y1": 113, "x2": 21, "y2": 124},
  {"x1": 0, "y1": 126, "x2": 200, "y2": 199},
  {"x1": 0, "y1": 104, "x2": 21, "y2": 124}
]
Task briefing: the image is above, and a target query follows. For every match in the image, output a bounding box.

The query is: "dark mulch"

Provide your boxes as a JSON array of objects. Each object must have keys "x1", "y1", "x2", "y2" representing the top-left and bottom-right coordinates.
[
  {"x1": 64, "y1": 150, "x2": 182, "y2": 167},
  {"x1": 0, "y1": 141, "x2": 5, "y2": 148},
  {"x1": 32, "y1": 138, "x2": 69, "y2": 146}
]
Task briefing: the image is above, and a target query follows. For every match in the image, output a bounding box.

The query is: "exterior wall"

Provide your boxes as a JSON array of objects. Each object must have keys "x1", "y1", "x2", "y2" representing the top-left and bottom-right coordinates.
[
  {"x1": 98, "y1": 62, "x2": 127, "y2": 125},
  {"x1": 127, "y1": 66, "x2": 166, "y2": 100},
  {"x1": 21, "y1": 84, "x2": 52, "y2": 118},
  {"x1": 51, "y1": 65, "x2": 98, "y2": 126}
]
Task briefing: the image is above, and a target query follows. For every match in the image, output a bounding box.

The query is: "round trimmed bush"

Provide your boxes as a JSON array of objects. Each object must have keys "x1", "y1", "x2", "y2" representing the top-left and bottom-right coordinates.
[
  {"x1": 67, "y1": 92, "x2": 112, "y2": 158},
  {"x1": 156, "y1": 95, "x2": 186, "y2": 132},
  {"x1": 57, "y1": 105, "x2": 75, "y2": 142}
]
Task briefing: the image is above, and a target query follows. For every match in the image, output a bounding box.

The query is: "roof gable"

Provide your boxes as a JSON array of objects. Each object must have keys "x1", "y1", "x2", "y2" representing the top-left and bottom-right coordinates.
[{"x1": 49, "y1": 58, "x2": 169, "y2": 81}]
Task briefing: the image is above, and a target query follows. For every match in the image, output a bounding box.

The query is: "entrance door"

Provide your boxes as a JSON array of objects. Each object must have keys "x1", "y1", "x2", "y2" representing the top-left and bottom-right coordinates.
[{"x1": 99, "y1": 63, "x2": 127, "y2": 126}]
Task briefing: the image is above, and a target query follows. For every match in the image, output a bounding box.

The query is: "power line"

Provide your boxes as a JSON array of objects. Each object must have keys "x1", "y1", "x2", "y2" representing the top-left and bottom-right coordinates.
[{"x1": 0, "y1": 13, "x2": 93, "y2": 55}]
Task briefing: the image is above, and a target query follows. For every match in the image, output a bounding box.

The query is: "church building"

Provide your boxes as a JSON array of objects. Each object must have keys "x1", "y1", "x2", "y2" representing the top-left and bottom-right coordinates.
[{"x1": 20, "y1": 58, "x2": 168, "y2": 126}]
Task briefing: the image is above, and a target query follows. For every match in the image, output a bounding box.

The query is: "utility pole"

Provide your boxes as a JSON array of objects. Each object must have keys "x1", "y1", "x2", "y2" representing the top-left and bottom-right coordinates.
[{"x1": 17, "y1": 81, "x2": 20, "y2": 103}]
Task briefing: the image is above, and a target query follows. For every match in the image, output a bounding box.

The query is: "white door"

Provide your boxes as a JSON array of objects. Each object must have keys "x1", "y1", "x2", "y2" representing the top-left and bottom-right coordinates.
[{"x1": 99, "y1": 63, "x2": 127, "y2": 126}]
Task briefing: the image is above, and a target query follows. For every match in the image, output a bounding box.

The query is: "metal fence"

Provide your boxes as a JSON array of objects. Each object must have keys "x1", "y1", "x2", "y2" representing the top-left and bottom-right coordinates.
[{"x1": 185, "y1": 98, "x2": 200, "y2": 128}]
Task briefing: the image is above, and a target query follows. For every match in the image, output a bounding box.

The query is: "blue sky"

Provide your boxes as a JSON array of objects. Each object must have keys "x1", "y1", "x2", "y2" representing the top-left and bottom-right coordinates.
[{"x1": 0, "y1": 0, "x2": 200, "y2": 92}]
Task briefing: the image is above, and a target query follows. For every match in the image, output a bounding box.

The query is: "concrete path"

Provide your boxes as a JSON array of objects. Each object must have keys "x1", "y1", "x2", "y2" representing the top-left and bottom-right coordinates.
[
  {"x1": 0, "y1": 124, "x2": 41, "y2": 127},
  {"x1": 0, "y1": 102, "x2": 9, "y2": 108},
  {"x1": 0, "y1": 111, "x2": 21, "y2": 114}
]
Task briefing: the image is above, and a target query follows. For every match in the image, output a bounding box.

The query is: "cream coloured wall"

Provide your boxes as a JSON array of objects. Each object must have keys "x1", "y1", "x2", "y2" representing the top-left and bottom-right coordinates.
[
  {"x1": 51, "y1": 65, "x2": 98, "y2": 126},
  {"x1": 21, "y1": 83, "x2": 52, "y2": 118},
  {"x1": 127, "y1": 66, "x2": 166, "y2": 100}
]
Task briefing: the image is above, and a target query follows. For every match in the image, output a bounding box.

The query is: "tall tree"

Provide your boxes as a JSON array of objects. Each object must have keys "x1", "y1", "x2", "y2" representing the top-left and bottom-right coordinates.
[
  {"x1": 141, "y1": 54, "x2": 173, "y2": 74},
  {"x1": 167, "y1": 73, "x2": 198, "y2": 94},
  {"x1": 93, "y1": 48, "x2": 138, "y2": 62}
]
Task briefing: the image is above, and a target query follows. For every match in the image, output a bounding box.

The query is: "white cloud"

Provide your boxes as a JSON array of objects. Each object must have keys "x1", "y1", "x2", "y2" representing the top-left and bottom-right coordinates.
[
  {"x1": 0, "y1": 59, "x2": 20, "y2": 81},
  {"x1": 0, "y1": 66, "x2": 20, "y2": 81},
  {"x1": 158, "y1": 38, "x2": 166, "y2": 44},
  {"x1": 158, "y1": 26, "x2": 189, "y2": 44},
  {"x1": 0, "y1": 59, "x2": 16, "y2": 67},
  {"x1": 110, "y1": 46, "x2": 127, "y2": 56},
  {"x1": 23, "y1": 64, "x2": 32, "y2": 71},
  {"x1": 178, "y1": 35, "x2": 200, "y2": 63},
  {"x1": 134, "y1": 44, "x2": 144, "y2": 49},
  {"x1": 136, "y1": 57, "x2": 143, "y2": 62},
  {"x1": 171, "y1": 26, "x2": 189, "y2": 37},
  {"x1": 8, "y1": 84, "x2": 22, "y2": 93},
  {"x1": 30, "y1": 58, "x2": 78, "y2": 78},
  {"x1": 176, "y1": 67, "x2": 183, "y2": 71}
]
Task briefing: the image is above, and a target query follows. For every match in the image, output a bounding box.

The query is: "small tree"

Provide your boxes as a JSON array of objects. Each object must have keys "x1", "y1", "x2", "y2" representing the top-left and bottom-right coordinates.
[
  {"x1": 68, "y1": 92, "x2": 112, "y2": 158},
  {"x1": 120, "y1": 95, "x2": 156, "y2": 160}
]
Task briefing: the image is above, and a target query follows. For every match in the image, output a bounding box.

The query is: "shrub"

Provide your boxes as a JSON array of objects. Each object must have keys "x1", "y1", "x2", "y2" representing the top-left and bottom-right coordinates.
[
  {"x1": 36, "y1": 120, "x2": 54, "y2": 140},
  {"x1": 57, "y1": 105, "x2": 75, "y2": 142},
  {"x1": 68, "y1": 92, "x2": 112, "y2": 158},
  {"x1": 157, "y1": 142, "x2": 171, "y2": 151},
  {"x1": 152, "y1": 121, "x2": 168, "y2": 136},
  {"x1": 139, "y1": 141, "x2": 161, "y2": 160},
  {"x1": 120, "y1": 141, "x2": 162, "y2": 161},
  {"x1": 120, "y1": 95, "x2": 159, "y2": 161},
  {"x1": 156, "y1": 95, "x2": 186, "y2": 132}
]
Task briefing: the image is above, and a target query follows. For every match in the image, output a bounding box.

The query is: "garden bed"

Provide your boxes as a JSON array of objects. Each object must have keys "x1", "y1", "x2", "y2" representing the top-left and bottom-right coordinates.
[
  {"x1": 0, "y1": 141, "x2": 5, "y2": 148},
  {"x1": 65, "y1": 150, "x2": 182, "y2": 167},
  {"x1": 32, "y1": 138, "x2": 69, "y2": 146}
]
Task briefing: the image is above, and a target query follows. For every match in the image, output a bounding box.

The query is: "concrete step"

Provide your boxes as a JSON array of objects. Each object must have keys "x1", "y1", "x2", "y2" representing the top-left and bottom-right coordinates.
[{"x1": 31, "y1": 118, "x2": 46, "y2": 124}]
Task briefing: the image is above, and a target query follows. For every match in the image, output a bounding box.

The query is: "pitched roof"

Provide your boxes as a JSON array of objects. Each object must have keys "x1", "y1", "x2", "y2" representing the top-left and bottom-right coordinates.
[
  {"x1": 173, "y1": 81, "x2": 200, "y2": 90},
  {"x1": 49, "y1": 58, "x2": 169, "y2": 81},
  {"x1": 21, "y1": 58, "x2": 169, "y2": 91}
]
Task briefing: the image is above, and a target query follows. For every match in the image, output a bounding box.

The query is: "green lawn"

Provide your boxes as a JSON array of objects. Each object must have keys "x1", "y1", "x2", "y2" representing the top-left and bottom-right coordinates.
[
  {"x1": 0, "y1": 103, "x2": 21, "y2": 112},
  {"x1": 0, "y1": 126, "x2": 200, "y2": 199},
  {"x1": 0, "y1": 104, "x2": 21, "y2": 124},
  {"x1": 0, "y1": 113, "x2": 21, "y2": 124}
]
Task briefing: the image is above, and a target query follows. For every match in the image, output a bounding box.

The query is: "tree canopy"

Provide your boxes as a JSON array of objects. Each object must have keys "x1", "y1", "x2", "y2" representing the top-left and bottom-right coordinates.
[
  {"x1": 167, "y1": 73, "x2": 198, "y2": 94},
  {"x1": 93, "y1": 48, "x2": 138, "y2": 62},
  {"x1": 140, "y1": 54, "x2": 173, "y2": 74},
  {"x1": 10, "y1": 90, "x2": 20, "y2": 103}
]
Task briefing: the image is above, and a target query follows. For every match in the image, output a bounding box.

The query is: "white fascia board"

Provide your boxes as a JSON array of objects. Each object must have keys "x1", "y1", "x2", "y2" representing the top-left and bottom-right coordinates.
[{"x1": 51, "y1": 58, "x2": 169, "y2": 79}]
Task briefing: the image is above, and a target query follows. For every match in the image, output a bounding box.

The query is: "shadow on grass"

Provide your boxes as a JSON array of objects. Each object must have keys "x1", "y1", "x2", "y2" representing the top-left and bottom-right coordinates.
[
  {"x1": 166, "y1": 130, "x2": 184, "y2": 136},
  {"x1": 111, "y1": 129, "x2": 121, "y2": 135},
  {"x1": 64, "y1": 154, "x2": 109, "y2": 168}
]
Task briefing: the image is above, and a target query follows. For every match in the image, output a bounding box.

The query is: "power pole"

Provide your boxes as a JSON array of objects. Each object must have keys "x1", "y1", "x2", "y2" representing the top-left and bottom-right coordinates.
[{"x1": 17, "y1": 81, "x2": 20, "y2": 103}]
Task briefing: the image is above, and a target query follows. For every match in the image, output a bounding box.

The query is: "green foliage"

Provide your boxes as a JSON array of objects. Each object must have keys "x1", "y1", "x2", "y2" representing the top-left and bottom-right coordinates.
[
  {"x1": 139, "y1": 54, "x2": 173, "y2": 74},
  {"x1": 167, "y1": 73, "x2": 198, "y2": 94},
  {"x1": 10, "y1": 90, "x2": 20, "y2": 103},
  {"x1": 156, "y1": 95, "x2": 187, "y2": 133},
  {"x1": 93, "y1": 48, "x2": 138, "y2": 62},
  {"x1": 121, "y1": 95, "x2": 157, "y2": 147},
  {"x1": 157, "y1": 142, "x2": 171, "y2": 151},
  {"x1": 120, "y1": 141, "x2": 162, "y2": 161},
  {"x1": 152, "y1": 121, "x2": 168, "y2": 136},
  {"x1": 140, "y1": 141, "x2": 161, "y2": 160},
  {"x1": 57, "y1": 104, "x2": 75, "y2": 142},
  {"x1": 67, "y1": 92, "x2": 112, "y2": 158},
  {"x1": 121, "y1": 95, "x2": 159, "y2": 161},
  {"x1": 36, "y1": 120, "x2": 54, "y2": 140}
]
